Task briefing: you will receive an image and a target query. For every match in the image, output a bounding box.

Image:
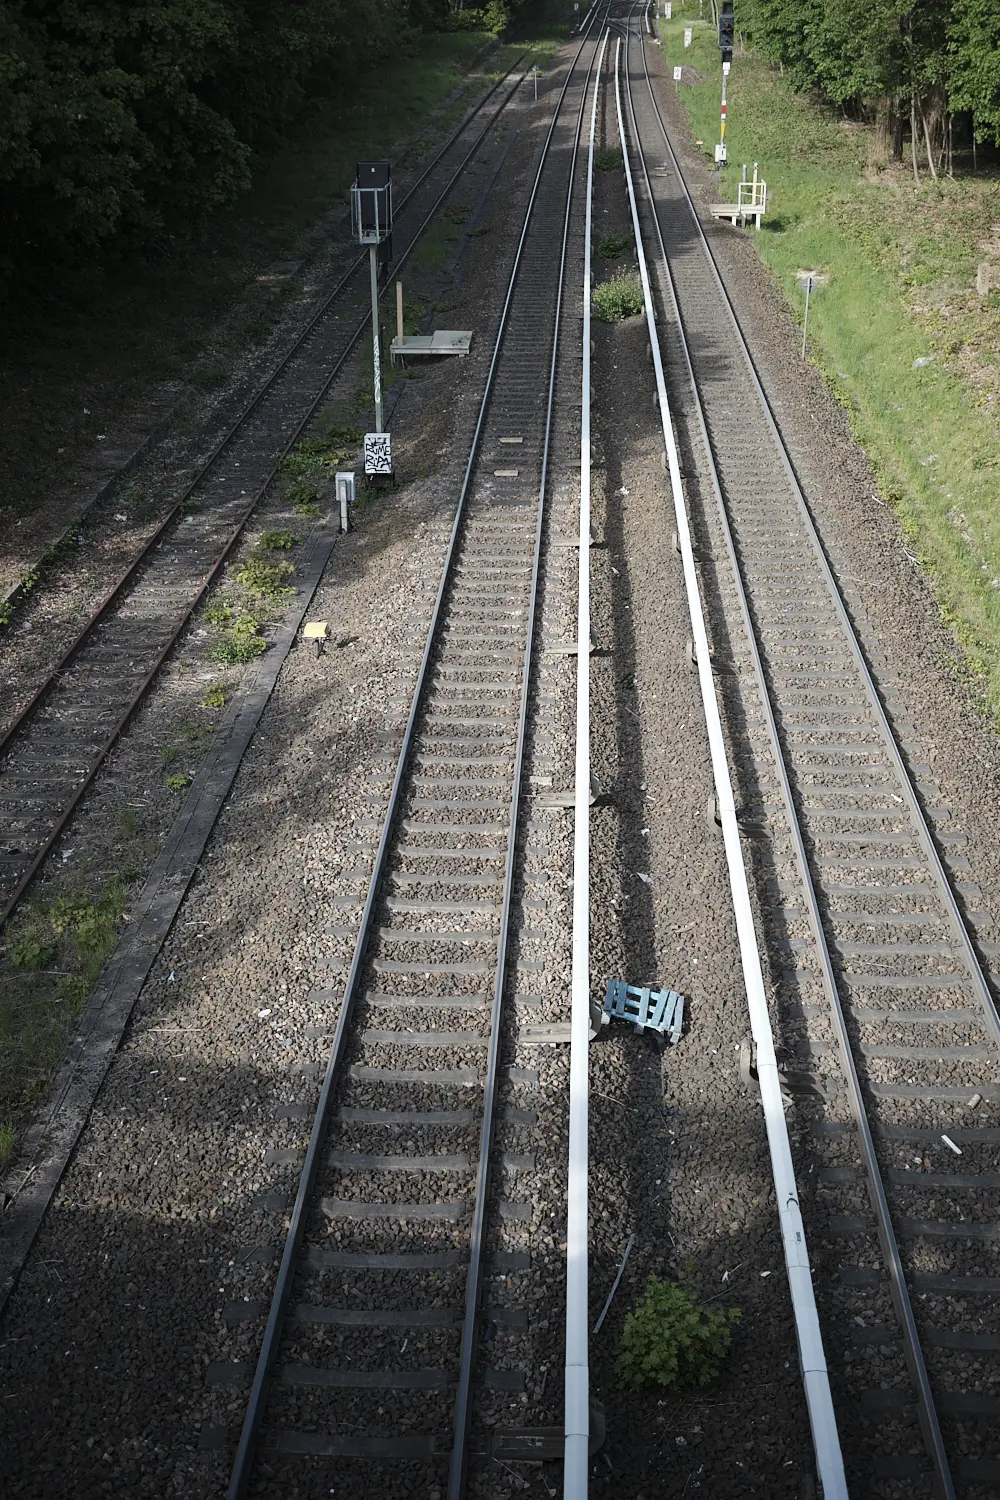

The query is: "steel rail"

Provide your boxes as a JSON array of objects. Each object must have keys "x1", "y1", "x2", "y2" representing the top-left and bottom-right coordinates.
[
  {"x1": 225, "y1": 9, "x2": 609, "y2": 1496},
  {"x1": 614, "y1": 19, "x2": 850, "y2": 1498},
  {"x1": 449, "y1": 28, "x2": 606, "y2": 1495},
  {"x1": 563, "y1": 24, "x2": 609, "y2": 1500},
  {"x1": 627, "y1": 13, "x2": 978, "y2": 1495},
  {"x1": 0, "y1": 53, "x2": 537, "y2": 932}
]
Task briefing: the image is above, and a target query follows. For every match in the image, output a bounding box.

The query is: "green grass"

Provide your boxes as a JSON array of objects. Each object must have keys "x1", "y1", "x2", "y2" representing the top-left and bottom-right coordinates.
[
  {"x1": 201, "y1": 682, "x2": 230, "y2": 709},
  {"x1": 210, "y1": 613, "x2": 268, "y2": 664},
  {"x1": 235, "y1": 555, "x2": 295, "y2": 601},
  {"x1": 1, "y1": 877, "x2": 132, "y2": 1144},
  {"x1": 660, "y1": 5, "x2": 1000, "y2": 710},
  {"x1": 259, "y1": 529, "x2": 300, "y2": 551}
]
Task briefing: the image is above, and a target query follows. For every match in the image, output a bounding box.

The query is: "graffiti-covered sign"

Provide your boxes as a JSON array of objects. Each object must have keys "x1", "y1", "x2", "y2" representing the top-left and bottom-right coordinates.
[{"x1": 364, "y1": 431, "x2": 393, "y2": 475}]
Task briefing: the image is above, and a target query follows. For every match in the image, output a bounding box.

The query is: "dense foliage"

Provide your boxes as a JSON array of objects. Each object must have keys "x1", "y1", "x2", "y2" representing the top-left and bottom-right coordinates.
[
  {"x1": 617, "y1": 1277, "x2": 741, "y2": 1392},
  {"x1": 0, "y1": 0, "x2": 501, "y2": 282},
  {"x1": 741, "y1": 0, "x2": 1000, "y2": 166}
]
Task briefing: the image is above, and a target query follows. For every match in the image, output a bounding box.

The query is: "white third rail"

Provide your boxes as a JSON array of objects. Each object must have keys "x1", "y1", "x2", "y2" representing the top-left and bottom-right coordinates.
[
  {"x1": 564, "y1": 24, "x2": 609, "y2": 1500},
  {"x1": 613, "y1": 31, "x2": 848, "y2": 1500}
]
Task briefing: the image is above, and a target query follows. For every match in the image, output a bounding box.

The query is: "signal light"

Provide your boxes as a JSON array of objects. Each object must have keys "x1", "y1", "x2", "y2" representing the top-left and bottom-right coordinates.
[{"x1": 719, "y1": 0, "x2": 734, "y2": 52}]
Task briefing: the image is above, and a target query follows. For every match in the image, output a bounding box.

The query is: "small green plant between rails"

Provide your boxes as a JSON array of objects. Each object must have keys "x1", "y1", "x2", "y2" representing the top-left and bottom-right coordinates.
[
  {"x1": 659, "y1": 5, "x2": 1000, "y2": 714},
  {"x1": 595, "y1": 147, "x2": 623, "y2": 172},
  {"x1": 597, "y1": 233, "x2": 630, "y2": 259},
  {"x1": 617, "y1": 1276, "x2": 740, "y2": 1392},
  {"x1": 594, "y1": 271, "x2": 644, "y2": 322}
]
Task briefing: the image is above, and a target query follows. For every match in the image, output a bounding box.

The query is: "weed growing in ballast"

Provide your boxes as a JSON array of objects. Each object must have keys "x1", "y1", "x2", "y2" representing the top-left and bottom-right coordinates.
[
  {"x1": 594, "y1": 272, "x2": 644, "y2": 322},
  {"x1": 597, "y1": 233, "x2": 630, "y2": 259},
  {"x1": 617, "y1": 1276, "x2": 740, "y2": 1392}
]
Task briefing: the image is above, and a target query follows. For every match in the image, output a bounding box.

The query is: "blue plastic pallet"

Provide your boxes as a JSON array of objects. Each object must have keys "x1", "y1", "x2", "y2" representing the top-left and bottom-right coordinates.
[{"x1": 603, "y1": 979, "x2": 685, "y2": 1043}]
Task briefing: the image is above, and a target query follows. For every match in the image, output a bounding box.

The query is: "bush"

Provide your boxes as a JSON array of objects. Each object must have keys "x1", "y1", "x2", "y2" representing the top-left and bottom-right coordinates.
[
  {"x1": 595, "y1": 147, "x2": 623, "y2": 171},
  {"x1": 617, "y1": 1277, "x2": 740, "y2": 1392},
  {"x1": 442, "y1": 8, "x2": 491, "y2": 30},
  {"x1": 201, "y1": 682, "x2": 229, "y2": 708},
  {"x1": 594, "y1": 272, "x2": 644, "y2": 322},
  {"x1": 259, "y1": 529, "x2": 300, "y2": 551},
  {"x1": 235, "y1": 555, "x2": 295, "y2": 600},
  {"x1": 211, "y1": 613, "x2": 268, "y2": 663},
  {"x1": 597, "y1": 233, "x2": 630, "y2": 259},
  {"x1": 0, "y1": 2, "x2": 451, "y2": 290},
  {"x1": 482, "y1": 1, "x2": 511, "y2": 31},
  {"x1": 8, "y1": 935, "x2": 56, "y2": 971}
]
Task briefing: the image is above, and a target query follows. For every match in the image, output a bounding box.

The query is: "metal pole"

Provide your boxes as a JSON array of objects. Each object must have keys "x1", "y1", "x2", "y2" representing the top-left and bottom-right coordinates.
[
  {"x1": 369, "y1": 243, "x2": 383, "y2": 433},
  {"x1": 720, "y1": 62, "x2": 728, "y2": 160},
  {"x1": 534, "y1": 65, "x2": 538, "y2": 101},
  {"x1": 801, "y1": 277, "x2": 811, "y2": 360}
]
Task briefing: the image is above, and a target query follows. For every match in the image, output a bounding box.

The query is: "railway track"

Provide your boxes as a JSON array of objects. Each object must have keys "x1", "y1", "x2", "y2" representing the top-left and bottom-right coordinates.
[
  {"x1": 0, "y1": 48, "x2": 540, "y2": 928},
  {"x1": 221, "y1": 13, "x2": 607, "y2": 1499},
  {"x1": 623, "y1": 11, "x2": 1000, "y2": 1495}
]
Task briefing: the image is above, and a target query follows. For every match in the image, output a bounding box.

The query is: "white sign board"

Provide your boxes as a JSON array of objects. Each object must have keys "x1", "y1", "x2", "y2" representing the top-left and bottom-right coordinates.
[
  {"x1": 684, "y1": 26, "x2": 692, "y2": 46},
  {"x1": 664, "y1": 2, "x2": 672, "y2": 15},
  {"x1": 673, "y1": 65, "x2": 683, "y2": 80},
  {"x1": 364, "y1": 431, "x2": 393, "y2": 475}
]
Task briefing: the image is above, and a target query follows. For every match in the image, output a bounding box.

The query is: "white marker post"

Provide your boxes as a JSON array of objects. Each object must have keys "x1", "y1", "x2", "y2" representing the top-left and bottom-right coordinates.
[
  {"x1": 368, "y1": 245, "x2": 383, "y2": 434},
  {"x1": 796, "y1": 268, "x2": 829, "y2": 359},
  {"x1": 684, "y1": 25, "x2": 692, "y2": 46}
]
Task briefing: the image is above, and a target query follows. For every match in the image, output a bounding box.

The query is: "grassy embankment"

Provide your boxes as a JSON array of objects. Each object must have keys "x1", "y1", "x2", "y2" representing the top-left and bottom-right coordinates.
[{"x1": 658, "y1": 6, "x2": 1000, "y2": 711}]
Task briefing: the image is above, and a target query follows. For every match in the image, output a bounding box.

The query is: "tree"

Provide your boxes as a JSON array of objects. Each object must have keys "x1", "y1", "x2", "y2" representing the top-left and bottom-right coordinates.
[{"x1": 948, "y1": 0, "x2": 1000, "y2": 144}]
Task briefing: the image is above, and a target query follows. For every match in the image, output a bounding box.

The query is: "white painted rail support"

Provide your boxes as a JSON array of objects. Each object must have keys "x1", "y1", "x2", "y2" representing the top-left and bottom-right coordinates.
[
  {"x1": 564, "y1": 26, "x2": 609, "y2": 1500},
  {"x1": 614, "y1": 37, "x2": 848, "y2": 1500}
]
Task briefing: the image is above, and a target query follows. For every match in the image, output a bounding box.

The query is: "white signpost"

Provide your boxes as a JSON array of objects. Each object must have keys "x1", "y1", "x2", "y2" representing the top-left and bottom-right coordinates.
[
  {"x1": 684, "y1": 25, "x2": 692, "y2": 46},
  {"x1": 664, "y1": 1, "x2": 672, "y2": 15},
  {"x1": 673, "y1": 65, "x2": 683, "y2": 83}
]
